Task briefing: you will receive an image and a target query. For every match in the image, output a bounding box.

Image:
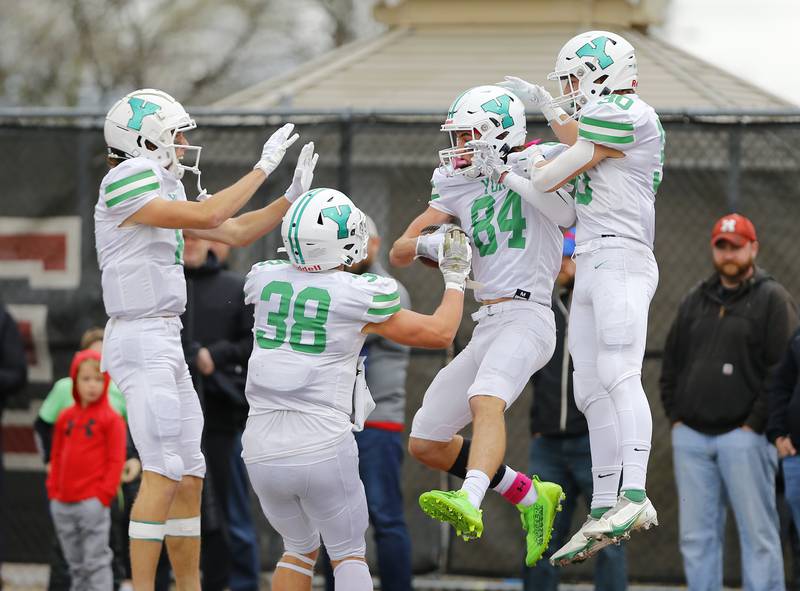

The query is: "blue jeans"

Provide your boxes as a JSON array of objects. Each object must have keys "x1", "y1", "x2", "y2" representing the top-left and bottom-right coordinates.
[
  {"x1": 323, "y1": 428, "x2": 412, "y2": 591},
  {"x1": 783, "y1": 455, "x2": 800, "y2": 534},
  {"x1": 227, "y1": 433, "x2": 260, "y2": 591},
  {"x1": 524, "y1": 434, "x2": 627, "y2": 591},
  {"x1": 672, "y1": 424, "x2": 784, "y2": 591}
]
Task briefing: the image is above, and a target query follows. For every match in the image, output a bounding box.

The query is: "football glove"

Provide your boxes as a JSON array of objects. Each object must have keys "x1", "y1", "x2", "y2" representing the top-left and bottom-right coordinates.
[
  {"x1": 415, "y1": 223, "x2": 461, "y2": 263},
  {"x1": 439, "y1": 228, "x2": 472, "y2": 291},
  {"x1": 284, "y1": 142, "x2": 319, "y2": 203},
  {"x1": 254, "y1": 123, "x2": 300, "y2": 176},
  {"x1": 467, "y1": 140, "x2": 510, "y2": 182},
  {"x1": 507, "y1": 143, "x2": 546, "y2": 178},
  {"x1": 497, "y1": 76, "x2": 566, "y2": 124}
]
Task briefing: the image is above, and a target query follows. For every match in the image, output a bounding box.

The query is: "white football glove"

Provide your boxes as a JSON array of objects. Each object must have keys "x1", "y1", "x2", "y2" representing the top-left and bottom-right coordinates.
[
  {"x1": 438, "y1": 228, "x2": 472, "y2": 291},
  {"x1": 468, "y1": 140, "x2": 510, "y2": 182},
  {"x1": 415, "y1": 223, "x2": 460, "y2": 262},
  {"x1": 507, "y1": 144, "x2": 539, "y2": 178},
  {"x1": 254, "y1": 123, "x2": 300, "y2": 176},
  {"x1": 284, "y1": 142, "x2": 319, "y2": 203},
  {"x1": 497, "y1": 76, "x2": 566, "y2": 124}
]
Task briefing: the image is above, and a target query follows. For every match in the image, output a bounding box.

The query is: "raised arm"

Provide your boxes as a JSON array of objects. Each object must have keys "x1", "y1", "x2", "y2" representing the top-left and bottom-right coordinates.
[
  {"x1": 527, "y1": 141, "x2": 621, "y2": 193},
  {"x1": 186, "y1": 142, "x2": 318, "y2": 246},
  {"x1": 389, "y1": 207, "x2": 454, "y2": 268},
  {"x1": 125, "y1": 124, "x2": 300, "y2": 230},
  {"x1": 497, "y1": 76, "x2": 578, "y2": 144}
]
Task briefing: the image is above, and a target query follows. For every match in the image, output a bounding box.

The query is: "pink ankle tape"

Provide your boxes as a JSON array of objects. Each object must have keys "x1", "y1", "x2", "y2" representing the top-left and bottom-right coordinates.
[{"x1": 502, "y1": 473, "x2": 532, "y2": 505}]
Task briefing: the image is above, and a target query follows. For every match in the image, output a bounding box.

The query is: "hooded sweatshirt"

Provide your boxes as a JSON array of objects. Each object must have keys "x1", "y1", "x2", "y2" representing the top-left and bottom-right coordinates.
[
  {"x1": 46, "y1": 349, "x2": 126, "y2": 506},
  {"x1": 660, "y1": 267, "x2": 798, "y2": 435}
]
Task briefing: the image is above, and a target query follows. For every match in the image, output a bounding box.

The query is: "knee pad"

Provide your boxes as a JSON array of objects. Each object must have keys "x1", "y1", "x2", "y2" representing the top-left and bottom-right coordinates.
[
  {"x1": 596, "y1": 348, "x2": 642, "y2": 393},
  {"x1": 165, "y1": 516, "x2": 200, "y2": 537},
  {"x1": 162, "y1": 452, "x2": 185, "y2": 482},
  {"x1": 572, "y1": 366, "x2": 607, "y2": 414}
]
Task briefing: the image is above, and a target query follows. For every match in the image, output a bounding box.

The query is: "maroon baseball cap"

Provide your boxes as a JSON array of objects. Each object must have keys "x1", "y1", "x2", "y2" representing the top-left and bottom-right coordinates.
[{"x1": 711, "y1": 213, "x2": 757, "y2": 247}]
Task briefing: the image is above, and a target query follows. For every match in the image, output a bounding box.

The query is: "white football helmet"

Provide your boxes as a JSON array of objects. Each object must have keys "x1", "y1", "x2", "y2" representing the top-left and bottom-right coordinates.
[
  {"x1": 104, "y1": 88, "x2": 205, "y2": 195},
  {"x1": 439, "y1": 85, "x2": 526, "y2": 179},
  {"x1": 547, "y1": 31, "x2": 637, "y2": 116},
  {"x1": 280, "y1": 188, "x2": 368, "y2": 272}
]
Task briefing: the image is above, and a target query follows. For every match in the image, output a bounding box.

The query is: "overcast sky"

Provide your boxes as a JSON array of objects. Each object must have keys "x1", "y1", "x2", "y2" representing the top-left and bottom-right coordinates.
[{"x1": 655, "y1": 0, "x2": 800, "y2": 107}]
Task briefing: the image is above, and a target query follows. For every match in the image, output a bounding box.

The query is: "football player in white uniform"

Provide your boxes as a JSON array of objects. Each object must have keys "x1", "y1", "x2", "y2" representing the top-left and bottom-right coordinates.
[
  {"x1": 95, "y1": 88, "x2": 317, "y2": 589},
  {"x1": 390, "y1": 85, "x2": 575, "y2": 566},
  {"x1": 243, "y1": 188, "x2": 470, "y2": 591},
  {"x1": 494, "y1": 31, "x2": 666, "y2": 564}
]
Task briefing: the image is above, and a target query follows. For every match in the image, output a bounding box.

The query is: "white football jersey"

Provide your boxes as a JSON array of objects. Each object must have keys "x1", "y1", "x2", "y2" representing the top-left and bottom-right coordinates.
[
  {"x1": 429, "y1": 144, "x2": 564, "y2": 305},
  {"x1": 94, "y1": 158, "x2": 187, "y2": 320},
  {"x1": 573, "y1": 94, "x2": 665, "y2": 249},
  {"x1": 241, "y1": 261, "x2": 400, "y2": 462}
]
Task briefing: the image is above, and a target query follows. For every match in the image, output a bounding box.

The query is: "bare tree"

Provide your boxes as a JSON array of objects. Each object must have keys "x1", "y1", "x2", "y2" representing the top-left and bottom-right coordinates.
[{"x1": 0, "y1": 0, "x2": 383, "y2": 107}]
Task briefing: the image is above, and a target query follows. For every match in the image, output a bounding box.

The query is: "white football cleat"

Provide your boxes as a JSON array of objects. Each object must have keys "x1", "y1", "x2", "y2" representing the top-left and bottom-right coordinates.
[
  {"x1": 582, "y1": 494, "x2": 658, "y2": 542},
  {"x1": 549, "y1": 516, "x2": 616, "y2": 566}
]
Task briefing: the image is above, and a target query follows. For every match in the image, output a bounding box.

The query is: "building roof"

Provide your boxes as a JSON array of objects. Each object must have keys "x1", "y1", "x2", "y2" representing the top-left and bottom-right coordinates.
[{"x1": 214, "y1": 1, "x2": 790, "y2": 112}]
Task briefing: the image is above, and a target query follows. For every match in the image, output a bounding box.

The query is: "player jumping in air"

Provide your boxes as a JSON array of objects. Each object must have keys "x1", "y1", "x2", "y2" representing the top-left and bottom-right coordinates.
[
  {"x1": 491, "y1": 30, "x2": 665, "y2": 564},
  {"x1": 242, "y1": 188, "x2": 471, "y2": 591},
  {"x1": 95, "y1": 88, "x2": 316, "y2": 590},
  {"x1": 390, "y1": 85, "x2": 576, "y2": 566}
]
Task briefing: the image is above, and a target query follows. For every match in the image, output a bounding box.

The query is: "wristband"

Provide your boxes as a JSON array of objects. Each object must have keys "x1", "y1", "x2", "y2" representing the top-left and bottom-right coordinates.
[
  {"x1": 542, "y1": 104, "x2": 568, "y2": 125},
  {"x1": 445, "y1": 281, "x2": 465, "y2": 292}
]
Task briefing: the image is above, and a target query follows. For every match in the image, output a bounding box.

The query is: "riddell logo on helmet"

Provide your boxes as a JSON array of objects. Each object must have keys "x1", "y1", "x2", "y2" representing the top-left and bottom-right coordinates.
[{"x1": 297, "y1": 264, "x2": 322, "y2": 272}]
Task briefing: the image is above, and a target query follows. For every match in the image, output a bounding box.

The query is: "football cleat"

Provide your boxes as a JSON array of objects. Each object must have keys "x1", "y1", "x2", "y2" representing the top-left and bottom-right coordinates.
[
  {"x1": 418, "y1": 489, "x2": 483, "y2": 541},
  {"x1": 582, "y1": 494, "x2": 658, "y2": 542},
  {"x1": 550, "y1": 516, "x2": 616, "y2": 566},
  {"x1": 519, "y1": 476, "x2": 565, "y2": 566}
]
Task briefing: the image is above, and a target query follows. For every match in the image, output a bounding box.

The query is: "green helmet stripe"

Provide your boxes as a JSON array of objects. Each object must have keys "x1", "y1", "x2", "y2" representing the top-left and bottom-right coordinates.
[
  {"x1": 447, "y1": 89, "x2": 470, "y2": 118},
  {"x1": 287, "y1": 191, "x2": 313, "y2": 264},
  {"x1": 290, "y1": 188, "x2": 323, "y2": 264}
]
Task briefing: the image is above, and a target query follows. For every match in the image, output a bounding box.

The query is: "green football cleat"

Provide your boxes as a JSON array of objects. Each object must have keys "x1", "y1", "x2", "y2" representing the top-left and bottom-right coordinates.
[
  {"x1": 519, "y1": 476, "x2": 565, "y2": 566},
  {"x1": 418, "y1": 489, "x2": 484, "y2": 541}
]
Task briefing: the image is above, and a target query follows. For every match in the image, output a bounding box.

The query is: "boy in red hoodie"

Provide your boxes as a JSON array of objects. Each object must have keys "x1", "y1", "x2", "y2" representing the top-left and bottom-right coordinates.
[{"x1": 47, "y1": 349, "x2": 126, "y2": 591}]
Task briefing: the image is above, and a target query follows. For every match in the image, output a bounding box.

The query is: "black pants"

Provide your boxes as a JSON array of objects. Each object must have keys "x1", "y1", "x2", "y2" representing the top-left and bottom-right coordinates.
[{"x1": 200, "y1": 430, "x2": 237, "y2": 591}]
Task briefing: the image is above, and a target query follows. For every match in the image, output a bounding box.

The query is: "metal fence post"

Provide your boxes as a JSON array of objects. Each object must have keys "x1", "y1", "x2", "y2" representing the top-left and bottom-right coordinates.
[
  {"x1": 727, "y1": 123, "x2": 743, "y2": 212},
  {"x1": 339, "y1": 112, "x2": 353, "y2": 195}
]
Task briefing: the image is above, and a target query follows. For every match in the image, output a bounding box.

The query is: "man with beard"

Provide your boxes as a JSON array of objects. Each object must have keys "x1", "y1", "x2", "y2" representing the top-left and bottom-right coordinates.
[{"x1": 660, "y1": 213, "x2": 797, "y2": 591}]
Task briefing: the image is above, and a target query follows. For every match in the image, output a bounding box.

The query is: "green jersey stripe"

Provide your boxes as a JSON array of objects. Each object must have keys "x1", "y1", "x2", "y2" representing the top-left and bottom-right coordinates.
[
  {"x1": 367, "y1": 303, "x2": 401, "y2": 316},
  {"x1": 579, "y1": 117, "x2": 634, "y2": 131},
  {"x1": 373, "y1": 291, "x2": 400, "y2": 303},
  {"x1": 431, "y1": 193, "x2": 440, "y2": 201},
  {"x1": 578, "y1": 129, "x2": 635, "y2": 144},
  {"x1": 106, "y1": 182, "x2": 160, "y2": 207},
  {"x1": 105, "y1": 169, "x2": 156, "y2": 194},
  {"x1": 370, "y1": 298, "x2": 400, "y2": 311}
]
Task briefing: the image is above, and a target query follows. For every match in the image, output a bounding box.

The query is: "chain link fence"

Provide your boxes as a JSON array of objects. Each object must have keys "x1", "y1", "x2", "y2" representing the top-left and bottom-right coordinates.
[{"x1": 1, "y1": 110, "x2": 800, "y2": 588}]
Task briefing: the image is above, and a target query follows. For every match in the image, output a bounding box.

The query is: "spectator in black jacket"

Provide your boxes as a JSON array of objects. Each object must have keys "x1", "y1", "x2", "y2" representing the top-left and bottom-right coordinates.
[
  {"x1": 660, "y1": 214, "x2": 797, "y2": 591},
  {"x1": 181, "y1": 235, "x2": 259, "y2": 591},
  {"x1": 0, "y1": 303, "x2": 27, "y2": 573},
  {"x1": 524, "y1": 229, "x2": 626, "y2": 591},
  {"x1": 768, "y1": 326, "x2": 800, "y2": 541}
]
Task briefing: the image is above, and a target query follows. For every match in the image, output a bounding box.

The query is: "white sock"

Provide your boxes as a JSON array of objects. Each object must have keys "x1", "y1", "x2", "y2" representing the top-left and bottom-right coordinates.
[
  {"x1": 609, "y1": 375, "x2": 653, "y2": 491},
  {"x1": 491, "y1": 467, "x2": 539, "y2": 506},
  {"x1": 333, "y1": 559, "x2": 373, "y2": 591},
  {"x1": 583, "y1": 395, "x2": 623, "y2": 509},
  {"x1": 461, "y1": 469, "x2": 491, "y2": 509}
]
